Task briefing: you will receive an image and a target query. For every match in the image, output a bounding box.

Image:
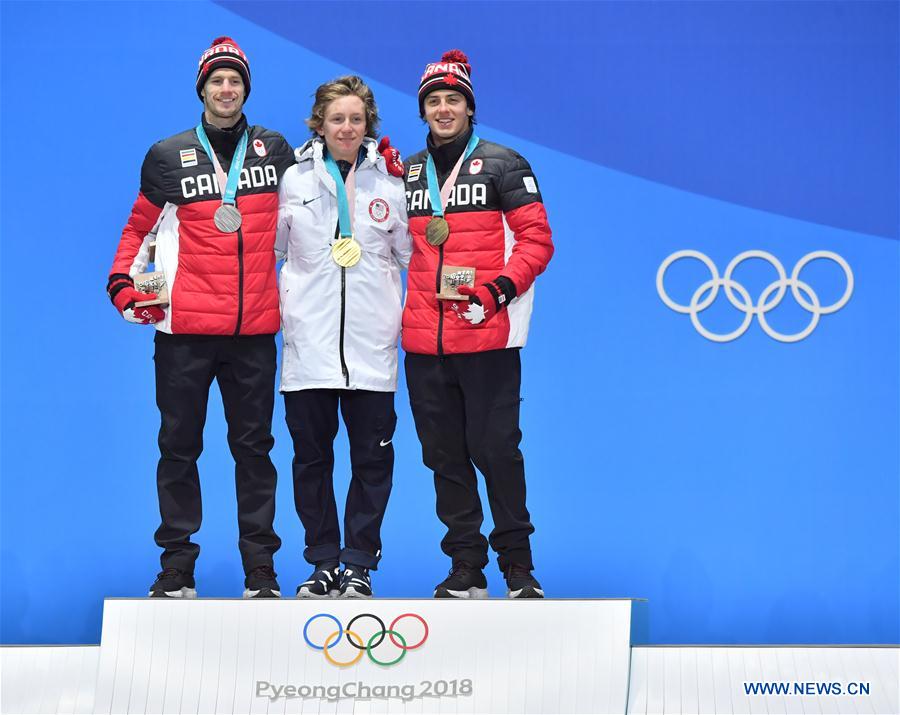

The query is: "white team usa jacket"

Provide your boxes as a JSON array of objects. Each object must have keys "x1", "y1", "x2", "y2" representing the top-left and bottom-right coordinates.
[{"x1": 276, "y1": 137, "x2": 412, "y2": 392}]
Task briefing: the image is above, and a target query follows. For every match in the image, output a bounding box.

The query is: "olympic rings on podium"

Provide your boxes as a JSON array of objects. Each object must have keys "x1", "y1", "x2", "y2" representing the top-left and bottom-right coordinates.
[
  {"x1": 303, "y1": 612, "x2": 429, "y2": 667},
  {"x1": 389, "y1": 613, "x2": 429, "y2": 649},
  {"x1": 323, "y1": 629, "x2": 365, "y2": 667},
  {"x1": 346, "y1": 613, "x2": 386, "y2": 649},
  {"x1": 303, "y1": 613, "x2": 341, "y2": 650},
  {"x1": 367, "y1": 630, "x2": 407, "y2": 666}
]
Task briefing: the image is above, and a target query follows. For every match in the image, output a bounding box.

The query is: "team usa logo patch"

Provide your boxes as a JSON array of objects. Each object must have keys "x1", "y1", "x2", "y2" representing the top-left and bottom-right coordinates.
[
  {"x1": 469, "y1": 159, "x2": 483, "y2": 175},
  {"x1": 180, "y1": 148, "x2": 198, "y2": 168},
  {"x1": 253, "y1": 139, "x2": 267, "y2": 157},
  {"x1": 407, "y1": 163, "x2": 423, "y2": 182},
  {"x1": 369, "y1": 198, "x2": 390, "y2": 223}
]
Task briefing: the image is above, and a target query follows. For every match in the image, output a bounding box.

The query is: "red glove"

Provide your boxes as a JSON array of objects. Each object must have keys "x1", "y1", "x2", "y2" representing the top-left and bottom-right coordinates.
[
  {"x1": 458, "y1": 283, "x2": 503, "y2": 325},
  {"x1": 378, "y1": 136, "x2": 404, "y2": 177},
  {"x1": 111, "y1": 285, "x2": 165, "y2": 325}
]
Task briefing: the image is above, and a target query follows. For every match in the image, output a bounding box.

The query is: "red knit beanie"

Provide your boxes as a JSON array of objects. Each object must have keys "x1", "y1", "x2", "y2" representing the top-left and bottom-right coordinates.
[
  {"x1": 418, "y1": 49, "x2": 474, "y2": 117},
  {"x1": 196, "y1": 36, "x2": 251, "y2": 100}
]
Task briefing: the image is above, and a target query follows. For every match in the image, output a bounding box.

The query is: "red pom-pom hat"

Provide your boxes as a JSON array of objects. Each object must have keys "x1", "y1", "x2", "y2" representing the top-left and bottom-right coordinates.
[
  {"x1": 196, "y1": 36, "x2": 251, "y2": 100},
  {"x1": 417, "y1": 49, "x2": 475, "y2": 117}
]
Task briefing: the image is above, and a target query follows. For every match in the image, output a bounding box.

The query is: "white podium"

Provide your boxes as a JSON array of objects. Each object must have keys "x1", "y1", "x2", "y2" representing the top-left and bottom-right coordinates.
[
  {"x1": 90, "y1": 598, "x2": 641, "y2": 714},
  {"x1": 5, "y1": 600, "x2": 897, "y2": 714}
]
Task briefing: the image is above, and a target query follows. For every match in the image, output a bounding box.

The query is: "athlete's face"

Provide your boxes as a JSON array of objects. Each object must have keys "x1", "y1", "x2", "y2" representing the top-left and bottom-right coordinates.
[
  {"x1": 424, "y1": 90, "x2": 473, "y2": 146},
  {"x1": 201, "y1": 69, "x2": 245, "y2": 128},
  {"x1": 318, "y1": 95, "x2": 367, "y2": 163}
]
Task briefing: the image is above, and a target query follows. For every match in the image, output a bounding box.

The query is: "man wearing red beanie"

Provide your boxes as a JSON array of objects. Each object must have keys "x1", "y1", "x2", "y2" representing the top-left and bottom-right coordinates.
[
  {"x1": 106, "y1": 37, "x2": 295, "y2": 599},
  {"x1": 403, "y1": 50, "x2": 554, "y2": 598}
]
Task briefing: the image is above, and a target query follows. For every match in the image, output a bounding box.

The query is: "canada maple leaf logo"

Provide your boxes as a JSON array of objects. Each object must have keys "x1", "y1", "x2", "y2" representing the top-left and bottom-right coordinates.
[{"x1": 444, "y1": 73, "x2": 459, "y2": 86}]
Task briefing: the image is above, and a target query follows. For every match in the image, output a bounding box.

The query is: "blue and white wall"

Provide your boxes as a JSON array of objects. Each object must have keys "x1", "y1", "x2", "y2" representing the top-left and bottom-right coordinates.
[{"x1": 1, "y1": 1, "x2": 897, "y2": 646}]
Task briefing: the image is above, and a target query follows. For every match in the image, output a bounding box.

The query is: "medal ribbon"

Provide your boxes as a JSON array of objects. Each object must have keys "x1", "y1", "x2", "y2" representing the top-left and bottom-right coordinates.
[
  {"x1": 323, "y1": 152, "x2": 358, "y2": 239},
  {"x1": 195, "y1": 124, "x2": 249, "y2": 207},
  {"x1": 425, "y1": 133, "x2": 480, "y2": 218}
]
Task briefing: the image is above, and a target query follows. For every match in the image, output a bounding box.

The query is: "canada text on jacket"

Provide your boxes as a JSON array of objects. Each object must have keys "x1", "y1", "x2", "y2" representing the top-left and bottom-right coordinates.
[
  {"x1": 406, "y1": 183, "x2": 487, "y2": 213},
  {"x1": 181, "y1": 165, "x2": 279, "y2": 199}
]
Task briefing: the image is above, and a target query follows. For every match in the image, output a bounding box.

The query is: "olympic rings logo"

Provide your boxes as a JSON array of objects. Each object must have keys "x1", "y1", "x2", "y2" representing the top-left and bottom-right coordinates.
[
  {"x1": 656, "y1": 250, "x2": 853, "y2": 343},
  {"x1": 303, "y1": 612, "x2": 429, "y2": 667}
]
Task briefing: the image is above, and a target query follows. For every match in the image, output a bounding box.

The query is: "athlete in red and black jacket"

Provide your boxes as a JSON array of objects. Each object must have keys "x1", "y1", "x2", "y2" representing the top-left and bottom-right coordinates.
[
  {"x1": 106, "y1": 37, "x2": 294, "y2": 600},
  {"x1": 108, "y1": 114, "x2": 293, "y2": 334},
  {"x1": 403, "y1": 50, "x2": 554, "y2": 600}
]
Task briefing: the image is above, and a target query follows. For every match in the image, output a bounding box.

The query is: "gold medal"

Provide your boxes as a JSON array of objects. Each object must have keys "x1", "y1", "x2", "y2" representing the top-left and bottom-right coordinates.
[
  {"x1": 331, "y1": 237, "x2": 361, "y2": 268},
  {"x1": 425, "y1": 217, "x2": 450, "y2": 246}
]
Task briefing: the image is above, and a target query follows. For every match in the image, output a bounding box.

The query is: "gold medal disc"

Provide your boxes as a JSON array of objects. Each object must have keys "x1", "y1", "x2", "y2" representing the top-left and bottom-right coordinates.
[
  {"x1": 331, "y1": 237, "x2": 361, "y2": 268},
  {"x1": 425, "y1": 217, "x2": 450, "y2": 246}
]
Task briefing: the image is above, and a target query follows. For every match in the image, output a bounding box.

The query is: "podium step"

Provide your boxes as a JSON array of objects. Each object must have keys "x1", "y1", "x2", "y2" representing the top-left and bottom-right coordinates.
[
  {"x1": 626, "y1": 645, "x2": 900, "y2": 715},
  {"x1": 91, "y1": 598, "x2": 637, "y2": 714},
  {"x1": 0, "y1": 646, "x2": 99, "y2": 714},
  {"x1": 4, "y1": 625, "x2": 893, "y2": 714}
]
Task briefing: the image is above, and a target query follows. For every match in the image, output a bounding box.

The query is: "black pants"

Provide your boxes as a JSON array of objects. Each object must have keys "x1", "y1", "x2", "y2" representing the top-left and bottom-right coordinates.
[
  {"x1": 405, "y1": 349, "x2": 534, "y2": 572},
  {"x1": 284, "y1": 389, "x2": 395, "y2": 570},
  {"x1": 153, "y1": 333, "x2": 281, "y2": 574}
]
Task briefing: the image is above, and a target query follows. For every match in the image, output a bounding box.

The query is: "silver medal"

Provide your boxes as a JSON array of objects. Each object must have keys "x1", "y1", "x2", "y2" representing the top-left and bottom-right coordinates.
[{"x1": 214, "y1": 204, "x2": 243, "y2": 233}]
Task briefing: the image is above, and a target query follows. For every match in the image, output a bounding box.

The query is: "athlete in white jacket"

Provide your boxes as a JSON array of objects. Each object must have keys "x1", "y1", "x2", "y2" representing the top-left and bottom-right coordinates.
[{"x1": 276, "y1": 76, "x2": 411, "y2": 598}]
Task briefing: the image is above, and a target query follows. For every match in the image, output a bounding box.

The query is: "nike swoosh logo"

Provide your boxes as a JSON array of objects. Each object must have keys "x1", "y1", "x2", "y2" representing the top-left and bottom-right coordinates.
[
  {"x1": 302, "y1": 196, "x2": 321, "y2": 206},
  {"x1": 379, "y1": 439, "x2": 392, "y2": 447}
]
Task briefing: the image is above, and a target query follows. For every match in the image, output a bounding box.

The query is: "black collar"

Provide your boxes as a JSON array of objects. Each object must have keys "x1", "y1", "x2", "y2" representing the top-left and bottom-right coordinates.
[
  {"x1": 427, "y1": 126, "x2": 474, "y2": 175},
  {"x1": 201, "y1": 113, "x2": 248, "y2": 164}
]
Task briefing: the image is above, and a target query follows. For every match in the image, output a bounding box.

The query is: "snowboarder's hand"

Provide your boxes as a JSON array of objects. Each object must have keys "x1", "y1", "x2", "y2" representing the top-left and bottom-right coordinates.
[
  {"x1": 458, "y1": 282, "x2": 503, "y2": 325},
  {"x1": 378, "y1": 136, "x2": 404, "y2": 178},
  {"x1": 111, "y1": 286, "x2": 165, "y2": 325}
]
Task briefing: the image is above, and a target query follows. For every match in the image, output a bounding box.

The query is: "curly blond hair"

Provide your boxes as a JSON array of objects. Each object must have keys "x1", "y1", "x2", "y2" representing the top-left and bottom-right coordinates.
[{"x1": 306, "y1": 75, "x2": 380, "y2": 139}]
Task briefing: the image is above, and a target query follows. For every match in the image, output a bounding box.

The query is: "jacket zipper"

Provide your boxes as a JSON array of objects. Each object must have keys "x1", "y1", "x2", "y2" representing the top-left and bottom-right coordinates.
[
  {"x1": 436, "y1": 244, "x2": 445, "y2": 358},
  {"x1": 234, "y1": 219, "x2": 245, "y2": 336},
  {"x1": 335, "y1": 222, "x2": 350, "y2": 386}
]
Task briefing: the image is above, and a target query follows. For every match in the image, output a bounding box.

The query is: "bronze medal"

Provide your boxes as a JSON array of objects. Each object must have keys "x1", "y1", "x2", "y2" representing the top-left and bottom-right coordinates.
[
  {"x1": 425, "y1": 217, "x2": 450, "y2": 246},
  {"x1": 331, "y1": 237, "x2": 361, "y2": 268}
]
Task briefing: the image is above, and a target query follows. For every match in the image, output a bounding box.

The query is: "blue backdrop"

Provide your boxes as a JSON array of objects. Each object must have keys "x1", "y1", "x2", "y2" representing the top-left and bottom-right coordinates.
[{"x1": 1, "y1": 0, "x2": 897, "y2": 646}]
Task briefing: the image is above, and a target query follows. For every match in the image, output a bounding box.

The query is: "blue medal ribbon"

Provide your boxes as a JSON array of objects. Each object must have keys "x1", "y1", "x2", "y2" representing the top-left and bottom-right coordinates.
[
  {"x1": 195, "y1": 124, "x2": 249, "y2": 206},
  {"x1": 323, "y1": 152, "x2": 354, "y2": 239},
  {"x1": 425, "y1": 133, "x2": 480, "y2": 218}
]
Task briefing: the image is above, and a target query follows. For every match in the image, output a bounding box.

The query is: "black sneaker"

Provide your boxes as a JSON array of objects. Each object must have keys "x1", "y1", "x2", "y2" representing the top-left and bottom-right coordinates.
[
  {"x1": 434, "y1": 562, "x2": 489, "y2": 599},
  {"x1": 149, "y1": 568, "x2": 197, "y2": 598},
  {"x1": 296, "y1": 564, "x2": 340, "y2": 599},
  {"x1": 243, "y1": 565, "x2": 281, "y2": 599},
  {"x1": 505, "y1": 563, "x2": 544, "y2": 598},
  {"x1": 339, "y1": 565, "x2": 372, "y2": 599}
]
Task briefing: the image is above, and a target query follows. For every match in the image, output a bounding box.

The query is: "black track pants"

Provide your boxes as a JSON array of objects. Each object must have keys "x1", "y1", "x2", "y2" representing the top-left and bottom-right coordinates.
[
  {"x1": 153, "y1": 333, "x2": 281, "y2": 574},
  {"x1": 405, "y1": 349, "x2": 534, "y2": 572},
  {"x1": 284, "y1": 389, "x2": 396, "y2": 570}
]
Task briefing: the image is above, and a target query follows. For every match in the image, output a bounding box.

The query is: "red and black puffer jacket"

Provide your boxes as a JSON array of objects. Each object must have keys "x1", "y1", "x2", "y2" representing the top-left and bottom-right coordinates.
[
  {"x1": 108, "y1": 115, "x2": 295, "y2": 335},
  {"x1": 402, "y1": 131, "x2": 554, "y2": 355}
]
